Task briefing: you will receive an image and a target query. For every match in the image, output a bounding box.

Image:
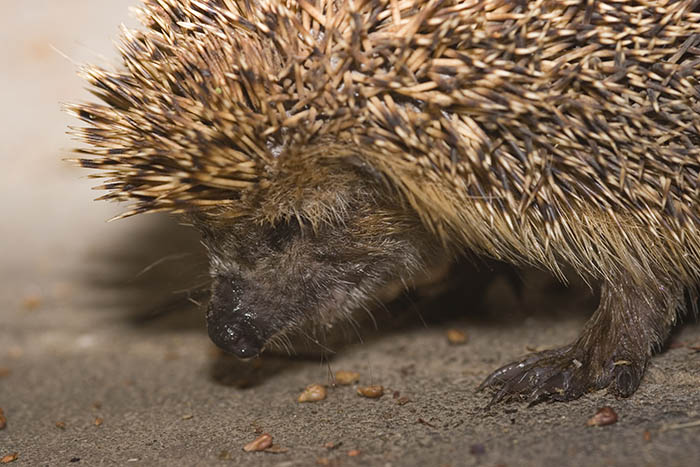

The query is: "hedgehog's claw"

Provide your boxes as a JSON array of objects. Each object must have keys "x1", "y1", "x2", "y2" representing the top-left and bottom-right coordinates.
[
  {"x1": 479, "y1": 343, "x2": 649, "y2": 407},
  {"x1": 479, "y1": 345, "x2": 594, "y2": 406},
  {"x1": 479, "y1": 341, "x2": 651, "y2": 407}
]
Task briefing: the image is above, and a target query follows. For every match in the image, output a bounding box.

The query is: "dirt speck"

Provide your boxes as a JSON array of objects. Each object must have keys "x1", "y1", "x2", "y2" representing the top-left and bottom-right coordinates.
[
  {"x1": 21, "y1": 295, "x2": 42, "y2": 311},
  {"x1": 470, "y1": 444, "x2": 486, "y2": 456}
]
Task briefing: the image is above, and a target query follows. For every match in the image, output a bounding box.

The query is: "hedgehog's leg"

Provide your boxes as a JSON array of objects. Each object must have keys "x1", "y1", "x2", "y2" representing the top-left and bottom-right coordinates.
[{"x1": 478, "y1": 274, "x2": 682, "y2": 405}]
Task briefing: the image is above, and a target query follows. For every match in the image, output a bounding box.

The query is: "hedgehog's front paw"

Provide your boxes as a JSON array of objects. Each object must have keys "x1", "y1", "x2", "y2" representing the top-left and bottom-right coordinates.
[
  {"x1": 478, "y1": 345, "x2": 600, "y2": 405},
  {"x1": 478, "y1": 344, "x2": 649, "y2": 406},
  {"x1": 479, "y1": 344, "x2": 649, "y2": 406}
]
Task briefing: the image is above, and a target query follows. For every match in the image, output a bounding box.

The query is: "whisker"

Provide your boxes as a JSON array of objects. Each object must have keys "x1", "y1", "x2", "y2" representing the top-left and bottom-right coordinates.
[{"x1": 133, "y1": 253, "x2": 193, "y2": 278}]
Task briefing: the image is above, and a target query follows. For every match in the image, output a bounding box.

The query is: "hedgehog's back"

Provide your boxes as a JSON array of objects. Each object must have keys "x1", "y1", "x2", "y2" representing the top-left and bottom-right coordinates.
[{"x1": 72, "y1": 0, "x2": 700, "y2": 282}]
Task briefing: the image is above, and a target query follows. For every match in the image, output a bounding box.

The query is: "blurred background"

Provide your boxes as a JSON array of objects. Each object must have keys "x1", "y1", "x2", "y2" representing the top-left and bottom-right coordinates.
[
  {"x1": 1, "y1": 1, "x2": 209, "y2": 351},
  {"x1": 3, "y1": 0, "x2": 136, "y2": 274}
]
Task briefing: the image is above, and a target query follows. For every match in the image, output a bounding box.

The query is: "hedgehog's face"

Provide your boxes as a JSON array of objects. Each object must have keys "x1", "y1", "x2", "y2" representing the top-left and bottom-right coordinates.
[{"x1": 197, "y1": 173, "x2": 434, "y2": 359}]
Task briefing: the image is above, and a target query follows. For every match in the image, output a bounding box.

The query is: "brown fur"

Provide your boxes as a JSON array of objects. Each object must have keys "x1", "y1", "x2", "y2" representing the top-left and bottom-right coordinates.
[{"x1": 71, "y1": 0, "x2": 700, "y2": 402}]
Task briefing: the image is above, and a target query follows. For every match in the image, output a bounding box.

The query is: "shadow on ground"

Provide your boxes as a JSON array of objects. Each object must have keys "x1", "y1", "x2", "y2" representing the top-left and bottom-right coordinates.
[{"x1": 73, "y1": 214, "x2": 606, "y2": 390}]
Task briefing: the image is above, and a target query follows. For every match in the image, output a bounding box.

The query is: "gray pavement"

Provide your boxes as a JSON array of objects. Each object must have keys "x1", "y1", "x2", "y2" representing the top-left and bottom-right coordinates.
[{"x1": 1, "y1": 2, "x2": 699, "y2": 466}]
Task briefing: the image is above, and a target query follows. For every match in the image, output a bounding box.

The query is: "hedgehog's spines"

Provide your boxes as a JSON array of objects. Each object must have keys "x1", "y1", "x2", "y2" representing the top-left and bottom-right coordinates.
[{"x1": 73, "y1": 0, "x2": 700, "y2": 288}]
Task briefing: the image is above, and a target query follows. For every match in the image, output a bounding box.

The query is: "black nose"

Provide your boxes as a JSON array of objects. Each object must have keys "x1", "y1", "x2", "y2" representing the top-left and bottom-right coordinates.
[
  {"x1": 207, "y1": 276, "x2": 264, "y2": 359},
  {"x1": 207, "y1": 320, "x2": 262, "y2": 359}
]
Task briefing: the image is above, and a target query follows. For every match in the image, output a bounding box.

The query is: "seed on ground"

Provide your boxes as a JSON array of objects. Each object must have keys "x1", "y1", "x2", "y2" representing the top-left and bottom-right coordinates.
[
  {"x1": 446, "y1": 329, "x2": 467, "y2": 345},
  {"x1": 334, "y1": 371, "x2": 360, "y2": 385},
  {"x1": 243, "y1": 433, "x2": 273, "y2": 452},
  {"x1": 357, "y1": 385, "x2": 384, "y2": 398},
  {"x1": 298, "y1": 384, "x2": 327, "y2": 402},
  {"x1": 587, "y1": 406, "x2": 618, "y2": 427}
]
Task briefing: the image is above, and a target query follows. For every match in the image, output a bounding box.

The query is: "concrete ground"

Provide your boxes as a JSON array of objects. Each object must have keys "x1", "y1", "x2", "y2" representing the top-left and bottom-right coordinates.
[{"x1": 1, "y1": 2, "x2": 699, "y2": 466}]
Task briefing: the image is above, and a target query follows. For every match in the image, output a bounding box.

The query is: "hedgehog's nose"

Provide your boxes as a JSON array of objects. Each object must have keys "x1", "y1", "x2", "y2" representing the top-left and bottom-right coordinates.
[
  {"x1": 206, "y1": 276, "x2": 263, "y2": 359},
  {"x1": 207, "y1": 319, "x2": 262, "y2": 360}
]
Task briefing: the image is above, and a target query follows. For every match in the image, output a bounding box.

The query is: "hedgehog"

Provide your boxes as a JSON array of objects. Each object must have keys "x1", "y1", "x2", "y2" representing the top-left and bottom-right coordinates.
[{"x1": 70, "y1": 0, "x2": 700, "y2": 404}]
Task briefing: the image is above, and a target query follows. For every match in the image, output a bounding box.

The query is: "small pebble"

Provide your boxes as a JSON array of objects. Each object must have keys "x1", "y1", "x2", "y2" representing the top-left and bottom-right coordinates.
[{"x1": 347, "y1": 449, "x2": 360, "y2": 457}]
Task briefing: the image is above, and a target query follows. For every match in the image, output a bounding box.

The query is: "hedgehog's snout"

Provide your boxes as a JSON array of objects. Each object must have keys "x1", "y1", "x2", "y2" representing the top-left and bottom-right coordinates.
[
  {"x1": 207, "y1": 276, "x2": 264, "y2": 360},
  {"x1": 207, "y1": 313, "x2": 263, "y2": 360}
]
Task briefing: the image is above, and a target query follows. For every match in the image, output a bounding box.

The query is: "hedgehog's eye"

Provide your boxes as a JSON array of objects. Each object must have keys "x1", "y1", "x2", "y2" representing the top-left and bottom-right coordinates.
[{"x1": 267, "y1": 218, "x2": 302, "y2": 252}]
